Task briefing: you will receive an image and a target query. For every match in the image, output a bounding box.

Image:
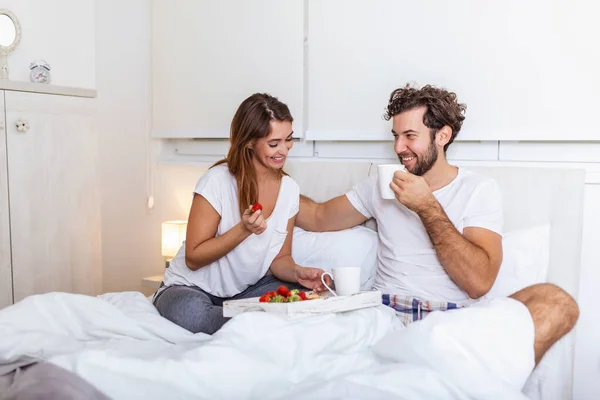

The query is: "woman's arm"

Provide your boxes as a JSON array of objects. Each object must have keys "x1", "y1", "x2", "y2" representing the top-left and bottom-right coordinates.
[
  {"x1": 270, "y1": 215, "x2": 329, "y2": 292},
  {"x1": 185, "y1": 194, "x2": 266, "y2": 271}
]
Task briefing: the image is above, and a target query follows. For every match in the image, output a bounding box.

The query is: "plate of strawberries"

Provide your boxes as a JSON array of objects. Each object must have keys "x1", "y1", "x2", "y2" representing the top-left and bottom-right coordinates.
[{"x1": 258, "y1": 286, "x2": 321, "y2": 303}]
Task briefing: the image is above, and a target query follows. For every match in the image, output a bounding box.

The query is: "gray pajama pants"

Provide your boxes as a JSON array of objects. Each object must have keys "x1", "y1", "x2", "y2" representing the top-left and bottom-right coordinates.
[{"x1": 153, "y1": 274, "x2": 304, "y2": 335}]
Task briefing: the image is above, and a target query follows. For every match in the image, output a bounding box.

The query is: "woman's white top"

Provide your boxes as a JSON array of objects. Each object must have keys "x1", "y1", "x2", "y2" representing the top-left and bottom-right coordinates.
[{"x1": 160, "y1": 165, "x2": 300, "y2": 298}]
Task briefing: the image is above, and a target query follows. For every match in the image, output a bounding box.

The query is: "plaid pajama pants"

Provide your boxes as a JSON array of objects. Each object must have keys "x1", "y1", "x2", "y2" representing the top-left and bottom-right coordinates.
[{"x1": 381, "y1": 294, "x2": 464, "y2": 326}]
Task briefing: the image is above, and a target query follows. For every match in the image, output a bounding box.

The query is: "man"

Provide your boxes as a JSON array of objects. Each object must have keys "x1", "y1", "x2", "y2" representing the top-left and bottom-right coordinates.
[{"x1": 297, "y1": 84, "x2": 578, "y2": 366}]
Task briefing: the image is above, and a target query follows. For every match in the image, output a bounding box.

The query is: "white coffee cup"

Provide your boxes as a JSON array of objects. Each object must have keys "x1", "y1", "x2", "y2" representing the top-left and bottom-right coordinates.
[
  {"x1": 320, "y1": 267, "x2": 361, "y2": 297},
  {"x1": 377, "y1": 163, "x2": 406, "y2": 200}
]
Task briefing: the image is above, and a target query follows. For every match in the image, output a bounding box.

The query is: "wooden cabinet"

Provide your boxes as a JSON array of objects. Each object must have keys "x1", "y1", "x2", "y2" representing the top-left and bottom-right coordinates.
[{"x1": 0, "y1": 87, "x2": 101, "y2": 308}]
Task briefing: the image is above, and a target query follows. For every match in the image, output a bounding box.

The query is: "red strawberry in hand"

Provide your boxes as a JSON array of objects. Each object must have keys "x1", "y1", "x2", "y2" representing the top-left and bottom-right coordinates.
[
  {"x1": 276, "y1": 285, "x2": 290, "y2": 297},
  {"x1": 251, "y1": 203, "x2": 263, "y2": 213}
]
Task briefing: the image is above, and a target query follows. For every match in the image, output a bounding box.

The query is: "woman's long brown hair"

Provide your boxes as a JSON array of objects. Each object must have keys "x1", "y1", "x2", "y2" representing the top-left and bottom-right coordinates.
[{"x1": 212, "y1": 93, "x2": 293, "y2": 217}]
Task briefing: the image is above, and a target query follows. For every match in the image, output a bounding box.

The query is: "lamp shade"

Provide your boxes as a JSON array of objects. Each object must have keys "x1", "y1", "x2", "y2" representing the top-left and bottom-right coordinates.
[{"x1": 161, "y1": 220, "x2": 187, "y2": 259}]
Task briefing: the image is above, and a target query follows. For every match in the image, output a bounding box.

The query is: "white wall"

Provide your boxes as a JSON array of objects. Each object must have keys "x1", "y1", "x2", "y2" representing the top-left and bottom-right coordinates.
[
  {"x1": 94, "y1": 0, "x2": 211, "y2": 296},
  {"x1": 0, "y1": 0, "x2": 95, "y2": 88},
  {"x1": 95, "y1": 0, "x2": 159, "y2": 294}
]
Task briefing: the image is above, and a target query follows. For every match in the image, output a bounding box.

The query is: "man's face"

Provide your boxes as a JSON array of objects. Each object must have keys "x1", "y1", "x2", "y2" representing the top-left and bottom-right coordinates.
[{"x1": 392, "y1": 107, "x2": 440, "y2": 176}]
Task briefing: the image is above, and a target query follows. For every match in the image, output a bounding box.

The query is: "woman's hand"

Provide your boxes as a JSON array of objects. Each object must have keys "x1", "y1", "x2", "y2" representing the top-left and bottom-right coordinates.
[
  {"x1": 241, "y1": 205, "x2": 267, "y2": 235},
  {"x1": 294, "y1": 265, "x2": 332, "y2": 293}
]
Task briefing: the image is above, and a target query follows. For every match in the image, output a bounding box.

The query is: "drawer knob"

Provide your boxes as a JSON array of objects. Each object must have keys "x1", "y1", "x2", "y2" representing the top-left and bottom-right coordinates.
[{"x1": 15, "y1": 119, "x2": 29, "y2": 133}]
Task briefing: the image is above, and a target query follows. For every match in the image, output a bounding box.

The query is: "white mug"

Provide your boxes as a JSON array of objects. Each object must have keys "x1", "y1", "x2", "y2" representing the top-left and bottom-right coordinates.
[
  {"x1": 377, "y1": 163, "x2": 405, "y2": 200},
  {"x1": 321, "y1": 267, "x2": 361, "y2": 297}
]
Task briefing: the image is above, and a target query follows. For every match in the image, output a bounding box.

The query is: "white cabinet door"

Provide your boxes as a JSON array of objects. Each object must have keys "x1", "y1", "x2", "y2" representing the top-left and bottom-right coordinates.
[
  {"x1": 0, "y1": 90, "x2": 13, "y2": 308},
  {"x1": 151, "y1": 0, "x2": 305, "y2": 139},
  {"x1": 5, "y1": 91, "x2": 102, "y2": 302}
]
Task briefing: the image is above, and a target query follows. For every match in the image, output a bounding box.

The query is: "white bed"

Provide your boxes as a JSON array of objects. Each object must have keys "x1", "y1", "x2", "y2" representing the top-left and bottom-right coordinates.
[{"x1": 0, "y1": 162, "x2": 585, "y2": 400}]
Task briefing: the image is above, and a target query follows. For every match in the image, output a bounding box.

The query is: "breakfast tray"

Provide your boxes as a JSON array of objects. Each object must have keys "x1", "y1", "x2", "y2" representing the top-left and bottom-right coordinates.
[{"x1": 223, "y1": 290, "x2": 382, "y2": 320}]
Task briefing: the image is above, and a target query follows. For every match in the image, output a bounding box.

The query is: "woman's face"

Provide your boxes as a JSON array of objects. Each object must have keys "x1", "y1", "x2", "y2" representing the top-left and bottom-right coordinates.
[{"x1": 252, "y1": 120, "x2": 294, "y2": 171}]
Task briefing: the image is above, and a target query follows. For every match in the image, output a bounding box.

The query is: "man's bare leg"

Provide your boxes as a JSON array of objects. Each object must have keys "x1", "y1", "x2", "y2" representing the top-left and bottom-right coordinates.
[{"x1": 510, "y1": 283, "x2": 579, "y2": 364}]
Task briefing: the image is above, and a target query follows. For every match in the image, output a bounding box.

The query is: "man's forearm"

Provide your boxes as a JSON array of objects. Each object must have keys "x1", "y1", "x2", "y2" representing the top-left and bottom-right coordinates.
[
  {"x1": 296, "y1": 194, "x2": 368, "y2": 232},
  {"x1": 418, "y1": 200, "x2": 493, "y2": 299},
  {"x1": 296, "y1": 195, "x2": 321, "y2": 231}
]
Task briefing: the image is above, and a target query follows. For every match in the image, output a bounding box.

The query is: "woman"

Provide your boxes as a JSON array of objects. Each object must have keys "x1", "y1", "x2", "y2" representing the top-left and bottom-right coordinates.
[{"x1": 153, "y1": 93, "x2": 328, "y2": 334}]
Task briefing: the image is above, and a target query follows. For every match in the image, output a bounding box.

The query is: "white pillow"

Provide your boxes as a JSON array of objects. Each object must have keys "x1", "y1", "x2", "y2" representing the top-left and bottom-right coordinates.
[
  {"x1": 485, "y1": 224, "x2": 551, "y2": 299},
  {"x1": 291, "y1": 226, "x2": 378, "y2": 290}
]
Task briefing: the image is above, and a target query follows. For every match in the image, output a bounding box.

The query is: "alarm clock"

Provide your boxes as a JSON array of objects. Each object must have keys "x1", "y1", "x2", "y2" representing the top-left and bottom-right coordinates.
[{"x1": 29, "y1": 60, "x2": 51, "y2": 84}]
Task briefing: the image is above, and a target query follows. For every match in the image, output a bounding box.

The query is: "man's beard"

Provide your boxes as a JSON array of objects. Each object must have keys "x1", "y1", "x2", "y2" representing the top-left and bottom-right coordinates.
[{"x1": 398, "y1": 141, "x2": 438, "y2": 176}]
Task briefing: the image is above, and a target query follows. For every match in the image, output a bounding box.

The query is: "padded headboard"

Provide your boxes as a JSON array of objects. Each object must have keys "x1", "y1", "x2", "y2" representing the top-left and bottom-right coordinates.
[
  {"x1": 465, "y1": 166, "x2": 585, "y2": 299},
  {"x1": 285, "y1": 161, "x2": 373, "y2": 203},
  {"x1": 286, "y1": 160, "x2": 586, "y2": 400}
]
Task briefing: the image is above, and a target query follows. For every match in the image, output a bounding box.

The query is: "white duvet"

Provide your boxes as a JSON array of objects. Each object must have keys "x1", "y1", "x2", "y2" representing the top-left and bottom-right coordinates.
[{"x1": 0, "y1": 291, "x2": 533, "y2": 399}]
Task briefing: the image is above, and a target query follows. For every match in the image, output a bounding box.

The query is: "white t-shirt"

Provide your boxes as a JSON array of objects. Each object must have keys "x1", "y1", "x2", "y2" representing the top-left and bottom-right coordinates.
[
  {"x1": 346, "y1": 167, "x2": 503, "y2": 304},
  {"x1": 161, "y1": 165, "x2": 300, "y2": 298}
]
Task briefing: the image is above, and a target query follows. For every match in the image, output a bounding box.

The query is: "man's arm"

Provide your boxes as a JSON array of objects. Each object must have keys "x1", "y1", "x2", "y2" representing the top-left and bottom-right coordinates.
[
  {"x1": 296, "y1": 194, "x2": 368, "y2": 232},
  {"x1": 391, "y1": 170, "x2": 502, "y2": 299},
  {"x1": 417, "y1": 200, "x2": 502, "y2": 299}
]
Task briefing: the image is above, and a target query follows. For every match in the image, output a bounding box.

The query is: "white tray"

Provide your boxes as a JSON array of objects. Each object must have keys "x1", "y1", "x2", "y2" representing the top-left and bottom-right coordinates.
[{"x1": 223, "y1": 290, "x2": 382, "y2": 320}]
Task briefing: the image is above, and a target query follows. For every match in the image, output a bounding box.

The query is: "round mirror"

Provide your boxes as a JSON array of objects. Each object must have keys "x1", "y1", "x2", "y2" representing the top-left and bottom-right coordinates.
[
  {"x1": 0, "y1": 9, "x2": 21, "y2": 80},
  {"x1": 0, "y1": 14, "x2": 16, "y2": 47}
]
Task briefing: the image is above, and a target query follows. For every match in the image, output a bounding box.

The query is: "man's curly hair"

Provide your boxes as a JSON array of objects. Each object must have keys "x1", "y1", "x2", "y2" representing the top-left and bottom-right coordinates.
[{"x1": 384, "y1": 84, "x2": 467, "y2": 152}]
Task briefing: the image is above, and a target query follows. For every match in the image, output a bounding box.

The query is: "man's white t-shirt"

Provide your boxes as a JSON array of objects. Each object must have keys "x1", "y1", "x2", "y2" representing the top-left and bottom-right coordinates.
[
  {"x1": 346, "y1": 167, "x2": 503, "y2": 304},
  {"x1": 160, "y1": 164, "x2": 300, "y2": 298}
]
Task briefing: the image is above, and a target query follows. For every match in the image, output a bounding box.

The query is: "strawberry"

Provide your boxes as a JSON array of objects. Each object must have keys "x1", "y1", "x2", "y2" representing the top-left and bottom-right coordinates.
[
  {"x1": 299, "y1": 291, "x2": 307, "y2": 300},
  {"x1": 277, "y1": 285, "x2": 290, "y2": 297},
  {"x1": 259, "y1": 294, "x2": 270, "y2": 303},
  {"x1": 251, "y1": 203, "x2": 263, "y2": 213}
]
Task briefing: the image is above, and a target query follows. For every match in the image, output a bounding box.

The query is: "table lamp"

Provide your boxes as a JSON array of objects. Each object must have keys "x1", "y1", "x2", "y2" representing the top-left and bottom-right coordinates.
[{"x1": 161, "y1": 220, "x2": 187, "y2": 268}]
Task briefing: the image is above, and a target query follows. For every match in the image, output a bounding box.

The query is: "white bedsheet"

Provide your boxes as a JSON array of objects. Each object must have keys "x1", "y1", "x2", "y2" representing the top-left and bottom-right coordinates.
[{"x1": 0, "y1": 291, "x2": 532, "y2": 400}]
